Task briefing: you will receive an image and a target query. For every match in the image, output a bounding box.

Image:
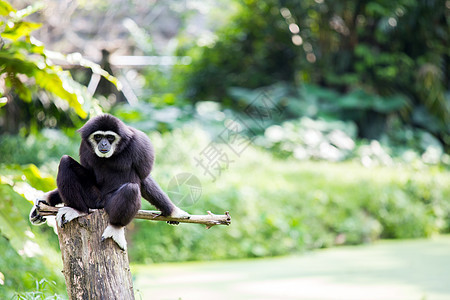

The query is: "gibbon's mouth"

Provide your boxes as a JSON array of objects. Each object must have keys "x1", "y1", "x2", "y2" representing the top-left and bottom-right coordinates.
[{"x1": 99, "y1": 149, "x2": 109, "y2": 153}]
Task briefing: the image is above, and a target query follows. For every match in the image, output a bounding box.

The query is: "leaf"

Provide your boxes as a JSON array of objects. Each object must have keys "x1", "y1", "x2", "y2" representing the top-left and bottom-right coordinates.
[
  {"x1": 365, "y1": 2, "x2": 389, "y2": 17},
  {"x1": 0, "y1": 53, "x2": 89, "y2": 117},
  {"x1": 337, "y1": 90, "x2": 372, "y2": 110},
  {"x1": 0, "y1": 52, "x2": 37, "y2": 76},
  {"x1": 0, "y1": 97, "x2": 7, "y2": 107},
  {"x1": 303, "y1": 84, "x2": 339, "y2": 101},
  {"x1": 0, "y1": 185, "x2": 30, "y2": 253},
  {"x1": 34, "y1": 68, "x2": 88, "y2": 118},
  {"x1": 228, "y1": 87, "x2": 257, "y2": 103},
  {"x1": 0, "y1": 0, "x2": 16, "y2": 16},
  {"x1": 5, "y1": 73, "x2": 32, "y2": 102},
  {"x1": 8, "y1": 39, "x2": 45, "y2": 55},
  {"x1": 46, "y1": 50, "x2": 122, "y2": 90},
  {"x1": 21, "y1": 164, "x2": 55, "y2": 191},
  {"x1": 2, "y1": 21, "x2": 42, "y2": 41},
  {"x1": 72, "y1": 54, "x2": 122, "y2": 90},
  {"x1": 372, "y1": 95, "x2": 409, "y2": 113}
]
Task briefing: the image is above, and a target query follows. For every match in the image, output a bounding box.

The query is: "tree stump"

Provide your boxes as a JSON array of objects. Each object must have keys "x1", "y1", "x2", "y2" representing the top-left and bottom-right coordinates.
[
  {"x1": 57, "y1": 209, "x2": 134, "y2": 300},
  {"x1": 35, "y1": 203, "x2": 230, "y2": 299}
]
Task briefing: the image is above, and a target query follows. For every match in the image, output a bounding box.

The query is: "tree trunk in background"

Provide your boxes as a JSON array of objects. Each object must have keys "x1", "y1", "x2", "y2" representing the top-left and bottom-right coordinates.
[{"x1": 57, "y1": 209, "x2": 134, "y2": 300}]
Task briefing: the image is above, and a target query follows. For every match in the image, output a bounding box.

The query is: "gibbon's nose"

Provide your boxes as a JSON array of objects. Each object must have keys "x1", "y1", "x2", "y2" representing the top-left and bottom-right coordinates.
[{"x1": 98, "y1": 141, "x2": 110, "y2": 153}]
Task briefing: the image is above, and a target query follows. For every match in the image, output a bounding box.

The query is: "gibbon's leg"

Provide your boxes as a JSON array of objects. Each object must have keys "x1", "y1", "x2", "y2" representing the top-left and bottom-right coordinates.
[
  {"x1": 102, "y1": 183, "x2": 141, "y2": 250},
  {"x1": 55, "y1": 155, "x2": 99, "y2": 227},
  {"x1": 44, "y1": 189, "x2": 63, "y2": 206},
  {"x1": 141, "y1": 175, "x2": 190, "y2": 221}
]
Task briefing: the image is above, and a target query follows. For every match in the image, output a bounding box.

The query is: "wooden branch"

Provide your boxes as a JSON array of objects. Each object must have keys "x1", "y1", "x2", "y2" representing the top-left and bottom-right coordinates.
[{"x1": 37, "y1": 203, "x2": 231, "y2": 228}]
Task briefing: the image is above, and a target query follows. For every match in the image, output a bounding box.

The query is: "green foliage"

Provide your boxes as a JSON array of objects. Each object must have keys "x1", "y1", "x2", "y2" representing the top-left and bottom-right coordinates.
[
  {"x1": 112, "y1": 102, "x2": 195, "y2": 134},
  {"x1": 0, "y1": 164, "x2": 56, "y2": 244},
  {"x1": 261, "y1": 116, "x2": 448, "y2": 167},
  {"x1": 0, "y1": 1, "x2": 87, "y2": 117},
  {"x1": 263, "y1": 117, "x2": 357, "y2": 162},
  {"x1": 178, "y1": 0, "x2": 449, "y2": 147},
  {"x1": 0, "y1": 133, "x2": 67, "y2": 298},
  {"x1": 229, "y1": 83, "x2": 449, "y2": 162},
  {"x1": 12, "y1": 278, "x2": 65, "y2": 300},
  {"x1": 0, "y1": 164, "x2": 65, "y2": 298},
  {"x1": 177, "y1": 0, "x2": 295, "y2": 103},
  {"x1": 0, "y1": 234, "x2": 66, "y2": 299},
  {"x1": 0, "y1": 129, "x2": 79, "y2": 166},
  {"x1": 128, "y1": 126, "x2": 450, "y2": 263},
  {"x1": 0, "y1": 0, "x2": 122, "y2": 134}
]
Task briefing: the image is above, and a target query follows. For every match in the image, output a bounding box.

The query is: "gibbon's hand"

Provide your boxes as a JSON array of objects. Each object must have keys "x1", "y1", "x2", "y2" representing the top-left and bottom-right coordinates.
[{"x1": 56, "y1": 207, "x2": 87, "y2": 228}]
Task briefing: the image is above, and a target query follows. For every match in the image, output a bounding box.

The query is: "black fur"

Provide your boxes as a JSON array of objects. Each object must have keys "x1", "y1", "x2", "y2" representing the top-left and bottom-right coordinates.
[
  {"x1": 46, "y1": 114, "x2": 176, "y2": 226},
  {"x1": 141, "y1": 176, "x2": 175, "y2": 216}
]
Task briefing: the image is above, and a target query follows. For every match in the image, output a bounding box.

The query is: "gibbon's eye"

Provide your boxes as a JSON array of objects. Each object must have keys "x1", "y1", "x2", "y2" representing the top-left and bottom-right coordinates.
[
  {"x1": 106, "y1": 135, "x2": 115, "y2": 143},
  {"x1": 94, "y1": 134, "x2": 102, "y2": 142}
]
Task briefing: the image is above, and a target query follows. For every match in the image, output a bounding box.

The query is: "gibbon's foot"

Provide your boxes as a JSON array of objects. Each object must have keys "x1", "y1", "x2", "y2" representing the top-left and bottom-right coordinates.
[
  {"x1": 29, "y1": 199, "x2": 49, "y2": 225},
  {"x1": 101, "y1": 225, "x2": 127, "y2": 251},
  {"x1": 167, "y1": 207, "x2": 191, "y2": 225},
  {"x1": 56, "y1": 207, "x2": 87, "y2": 228}
]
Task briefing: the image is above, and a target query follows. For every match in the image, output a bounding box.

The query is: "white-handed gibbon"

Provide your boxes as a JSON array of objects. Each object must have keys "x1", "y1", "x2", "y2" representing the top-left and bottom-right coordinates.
[{"x1": 29, "y1": 114, "x2": 190, "y2": 250}]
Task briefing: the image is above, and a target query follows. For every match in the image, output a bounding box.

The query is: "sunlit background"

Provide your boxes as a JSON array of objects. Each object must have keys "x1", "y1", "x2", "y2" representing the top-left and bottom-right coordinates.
[{"x1": 0, "y1": 0, "x2": 449, "y2": 299}]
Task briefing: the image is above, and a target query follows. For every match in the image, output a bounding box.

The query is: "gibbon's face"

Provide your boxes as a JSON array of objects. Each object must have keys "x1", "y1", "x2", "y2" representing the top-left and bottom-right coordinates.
[{"x1": 88, "y1": 130, "x2": 121, "y2": 158}]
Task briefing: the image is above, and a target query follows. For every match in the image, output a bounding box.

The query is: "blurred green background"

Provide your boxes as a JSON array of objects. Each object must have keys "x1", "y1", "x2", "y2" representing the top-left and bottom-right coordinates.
[{"x1": 0, "y1": 0, "x2": 449, "y2": 298}]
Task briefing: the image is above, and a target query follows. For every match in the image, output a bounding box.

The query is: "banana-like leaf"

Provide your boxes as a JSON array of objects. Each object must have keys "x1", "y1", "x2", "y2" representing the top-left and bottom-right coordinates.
[
  {"x1": 36, "y1": 68, "x2": 88, "y2": 118},
  {"x1": 0, "y1": 0, "x2": 15, "y2": 16},
  {"x1": 46, "y1": 50, "x2": 122, "y2": 90},
  {"x1": 2, "y1": 21, "x2": 42, "y2": 41}
]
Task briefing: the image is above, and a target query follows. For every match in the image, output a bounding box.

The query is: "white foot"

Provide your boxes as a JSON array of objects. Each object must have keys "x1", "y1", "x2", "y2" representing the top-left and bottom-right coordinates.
[
  {"x1": 166, "y1": 207, "x2": 190, "y2": 225},
  {"x1": 29, "y1": 198, "x2": 47, "y2": 225},
  {"x1": 170, "y1": 207, "x2": 191, "y2": 219},
  {"x1": 56, "y1": 207, "x2": 86, "y2": 228},
  {"x1": 101, "y1": 225, "x2": 127, "y2": 251}
]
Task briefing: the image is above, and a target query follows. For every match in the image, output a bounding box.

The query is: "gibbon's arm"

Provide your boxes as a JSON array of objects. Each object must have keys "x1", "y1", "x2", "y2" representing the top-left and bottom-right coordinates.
[
  {"x1": 129, "y1": 131, "x2": 190, "y2": 220},
  {"x1": 79, "y1": 141, "x2": 97, "y2": 173},
  {"x1": 130, "y1": 130, "x2": 155, "y2": 180},
  {"x1": 140, "y1": 175, "x2": 176, "y2": 216}
]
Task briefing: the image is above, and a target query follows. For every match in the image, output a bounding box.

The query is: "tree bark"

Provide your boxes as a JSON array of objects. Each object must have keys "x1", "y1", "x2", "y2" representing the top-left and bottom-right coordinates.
[{"x1": 57, "y1": 209, "x2": 134, "y2": 300}]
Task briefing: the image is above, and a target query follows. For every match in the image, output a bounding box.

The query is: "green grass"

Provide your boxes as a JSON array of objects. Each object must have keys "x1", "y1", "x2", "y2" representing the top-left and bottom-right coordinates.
[{"x1": 132, "y1": 235, "x2": 450, "y2": 300}]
